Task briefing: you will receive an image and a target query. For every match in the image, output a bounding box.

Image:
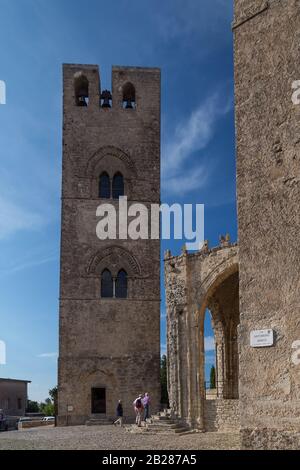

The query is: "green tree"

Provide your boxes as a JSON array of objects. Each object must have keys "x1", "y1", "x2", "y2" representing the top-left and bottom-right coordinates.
[
  {"x1": 160, "y1": 354, "x2": 169, "y2": 405},
  {"x1": 39, "y1": 401, "x2": 55, "y2": 416},
  {"x1": 26, "y1": 400, "x2": 40, "y2": 413},
  {"x1": 210, "y1": 365, "x2": 216, "y2": 389},
  {"x1": 49, "y1": 386, "x2": 58, "y2": 416},
  {"x1": 39, "y1": 386, "x2": 58, "y2": 417}
]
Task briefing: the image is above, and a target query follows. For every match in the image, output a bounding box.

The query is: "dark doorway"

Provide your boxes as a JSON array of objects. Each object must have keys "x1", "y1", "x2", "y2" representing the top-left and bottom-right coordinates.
[{"x1": 91, "y1": 388, "x2": 106, "y2": 414}]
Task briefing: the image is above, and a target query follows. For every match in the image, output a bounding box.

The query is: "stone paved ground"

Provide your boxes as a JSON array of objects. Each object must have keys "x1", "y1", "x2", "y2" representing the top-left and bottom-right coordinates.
[{"x1": 0, "y1": 426, "x2": 241, "y2": 450}]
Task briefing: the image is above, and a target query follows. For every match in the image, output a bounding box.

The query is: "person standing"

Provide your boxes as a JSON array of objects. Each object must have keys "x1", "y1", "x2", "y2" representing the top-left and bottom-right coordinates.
[
  {"x1": 114, "y1": 400, "x2": 124, "y2": 427},
  {"x1": 0, "y1": 409, "x2": 6, "y2": 432},
  {"x1": 142, "y1": 393, "x2": 151, "y2": 422},
  {"x1": 133, "y1": 395, "x2": 144, "y2": 427}
]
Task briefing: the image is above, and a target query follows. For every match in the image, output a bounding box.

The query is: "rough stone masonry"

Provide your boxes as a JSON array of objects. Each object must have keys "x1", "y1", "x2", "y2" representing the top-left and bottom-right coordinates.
[
  {"x1": 57, "y1": 65, "x2": 161, "y2": 425},
  {"x1": 234, "y1": 0, "x2": 300, "y2": 449}
]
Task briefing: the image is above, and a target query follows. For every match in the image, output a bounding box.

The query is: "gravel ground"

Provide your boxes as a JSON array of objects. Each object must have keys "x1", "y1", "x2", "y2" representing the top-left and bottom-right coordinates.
[{"x1": 0, "y1": 425, "x2": 240, "y2": 450}]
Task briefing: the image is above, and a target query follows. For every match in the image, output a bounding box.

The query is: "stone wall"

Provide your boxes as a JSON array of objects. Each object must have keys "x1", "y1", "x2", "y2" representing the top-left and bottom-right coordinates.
[
  {"x1": 204, "y1": 399, "x2": 240, "y2": 433},
  {"x1": 241, "y1": 428, "x2": 300, "y2": 451},
  {"x1": 234, "y1": 0, "x2": 300, "y2": 449}
]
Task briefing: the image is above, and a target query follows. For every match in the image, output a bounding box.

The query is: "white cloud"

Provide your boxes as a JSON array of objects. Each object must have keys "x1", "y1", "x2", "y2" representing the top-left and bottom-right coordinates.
[
  {"x1": 163, "y1": 94, "x2": 218, "y2": 172},
  {"x1": 0, "y1": 196, "x2": 45, "y2": 240},
  {"x1": 164, "y1": 166, "x2": 209, "y2": 196},
  {"x1": 162, "y1": 92, "x2": 232, "y2": 195},
  {"x1": 37, "y1": 352, "x2": 58, "y2": 358},
  {"x1": 156, "y1": 0, "x2": 233, "y2": 43},
  {"x1": 3, "y1": 254, "x2": 57, "y2": 276},
  {"x1": 204, "y1": 336, "x2": 215, "y2": 352}
]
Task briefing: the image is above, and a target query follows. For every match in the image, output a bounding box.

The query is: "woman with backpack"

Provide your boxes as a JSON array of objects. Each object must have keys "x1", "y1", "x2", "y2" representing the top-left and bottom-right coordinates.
[{"x1": 133, "y1": 395, "x2": 144, "y2": 427}]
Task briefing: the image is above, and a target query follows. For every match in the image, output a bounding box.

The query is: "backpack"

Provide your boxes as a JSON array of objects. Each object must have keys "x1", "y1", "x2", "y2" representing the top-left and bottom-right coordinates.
[{"x1": 136, "y1": 398, "x2": 142, "y2": 408}]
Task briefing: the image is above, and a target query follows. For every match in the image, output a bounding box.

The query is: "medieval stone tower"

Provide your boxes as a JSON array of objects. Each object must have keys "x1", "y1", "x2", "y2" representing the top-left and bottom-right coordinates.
[
  {"x1": 58, "y1": 64, "x2": 161, "y2": 425},
  {"x1": 234, "y1": 0, "x2": 300, "y2": 449}
]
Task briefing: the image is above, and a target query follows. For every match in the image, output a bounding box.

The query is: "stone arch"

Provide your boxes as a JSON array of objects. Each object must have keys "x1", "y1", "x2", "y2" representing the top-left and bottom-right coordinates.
[
  {"x1": 197, "y1": 258, "x2": 239, "y2": 319},
  {"x1": 85, "y1": 145, "x2": 137, "y2": 199},
  {"x1": 193, "y1": 249, "x2": 239, "y2": 402},
  {"x1": 86, "y1": 245, "x2": 142, "y2": 278},
  {"x1": 165, "y1": 243, "x2": 240, "y2": 431},
  {"x1": 85, "y1": 145, "x2": 137, "y2": 178}
]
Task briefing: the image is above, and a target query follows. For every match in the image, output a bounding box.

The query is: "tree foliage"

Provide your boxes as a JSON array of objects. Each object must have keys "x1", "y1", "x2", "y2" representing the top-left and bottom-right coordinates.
[
  {"x1": 26, "y1": 400, "x2": 40, "y2": 413},
  {"x1": 210, "y1": 365, "x2": 216, "y2": 389},
  {"x1": 160, "y1": 354, "x2": 169, "y2": 405}
]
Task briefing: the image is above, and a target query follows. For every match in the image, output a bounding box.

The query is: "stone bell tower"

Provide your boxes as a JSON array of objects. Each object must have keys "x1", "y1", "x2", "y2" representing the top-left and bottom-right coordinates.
[
  {"x1": 58, "y1": 64, "x2": 161, "y2": 425},
  {"x1": 234, "y1": 0, "x2": 300, "y2": 449}
]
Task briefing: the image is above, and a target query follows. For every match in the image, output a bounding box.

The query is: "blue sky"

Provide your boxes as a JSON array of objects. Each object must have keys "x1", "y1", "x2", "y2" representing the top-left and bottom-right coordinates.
[{"x1": 0, "y1": 0, "x2": 236, "y2": 401}]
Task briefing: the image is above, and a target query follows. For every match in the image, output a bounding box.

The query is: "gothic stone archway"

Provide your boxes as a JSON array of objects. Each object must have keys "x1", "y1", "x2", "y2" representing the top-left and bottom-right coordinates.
[{"x1": 164, "y1": 240, "x2": 240, "y2": 431}]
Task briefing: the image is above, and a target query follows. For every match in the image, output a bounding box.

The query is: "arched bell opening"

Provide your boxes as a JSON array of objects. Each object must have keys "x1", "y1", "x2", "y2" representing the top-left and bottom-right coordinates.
[{"x1": 74, "y1": 72, "x2": 89, "y2": 107}]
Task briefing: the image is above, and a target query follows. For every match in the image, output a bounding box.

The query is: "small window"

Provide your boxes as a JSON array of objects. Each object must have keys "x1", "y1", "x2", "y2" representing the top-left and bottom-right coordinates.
[
  {"x1": 17, "y1": 398, "x2": 22, "y2": 410},
  {"x1": 101, "y1": 269, "x2": 113, "y2": 298},
  {"x1": 112, "y1": 172, "x2": 124, "y2": 199},
  {"x1": 99, "y1": 172, "x2": 110, "y2": 198},
  {"x1": 122, "y1": 82, "x2": 136, "y2": 109},
  {"x1": 74, "y1": 72, "x2": 89, "y2": 107},
  {"x1": 115, "y1": 270, "x2": 128, "y2": 298}
]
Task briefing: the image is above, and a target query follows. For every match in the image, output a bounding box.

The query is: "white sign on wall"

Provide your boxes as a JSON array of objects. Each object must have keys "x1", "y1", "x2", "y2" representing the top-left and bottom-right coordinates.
[{"x1": 250, "y1": 329, "x2": 274, "y2": 348}]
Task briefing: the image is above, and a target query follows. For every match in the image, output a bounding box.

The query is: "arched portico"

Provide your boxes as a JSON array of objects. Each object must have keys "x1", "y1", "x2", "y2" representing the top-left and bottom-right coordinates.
[{"x1": 165, "y1": 239, "x2": 240, "y2": 431}]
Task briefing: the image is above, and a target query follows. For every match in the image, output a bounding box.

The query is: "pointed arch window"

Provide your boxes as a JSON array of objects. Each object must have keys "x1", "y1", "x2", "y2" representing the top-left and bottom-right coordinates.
[
  {"x1": 101, "y1": 269, "x2": 113, "y2": 298},
  {"x1": 115, "y1": 269, "x2": 128, "y2": 298},
  {"x1": 99, "y1": 172, "x2": 111, "y2": 199},
  {"x1": 112, "y1": 172, "x2": 124, "y2": 199}
]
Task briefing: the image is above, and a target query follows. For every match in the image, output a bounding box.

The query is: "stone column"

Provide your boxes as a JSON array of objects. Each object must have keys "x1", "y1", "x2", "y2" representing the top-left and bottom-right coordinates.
[
  {"x1": 197, "y1": 309, "x2": 206, "y2": 430},
  {"x1": 185, "y1": 305, "x2": 204, "y2": 428},
  {"x1": 229, "y1": 320, "x2": 239, "y2": 399},
  {"x1": 167, "y1": 308, "x2": 180, "y2": 418},
  {"x1": 215, "y1": 332, "x2": 225, "y2": 398},
  {"x1": 210, "y1": 302, "x2": 225, "y2": 398}
]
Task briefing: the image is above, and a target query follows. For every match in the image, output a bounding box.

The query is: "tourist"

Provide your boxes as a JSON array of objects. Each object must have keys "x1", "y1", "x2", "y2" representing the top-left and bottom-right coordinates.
[
  {"x1": 133, "y1": 395, "x2": 144, "y2": 427},
  {"x1": 142, "y1": 392, "x2": 151, "y2": 422},
  {"x1": 113, "y1": 400, "x2": 124, "y2": 427}
]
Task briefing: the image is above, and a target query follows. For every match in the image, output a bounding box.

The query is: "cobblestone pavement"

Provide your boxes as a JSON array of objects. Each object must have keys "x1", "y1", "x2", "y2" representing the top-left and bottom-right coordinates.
[{"x1": 0, "y1": 426, "x2": 240, "y2": 450}]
